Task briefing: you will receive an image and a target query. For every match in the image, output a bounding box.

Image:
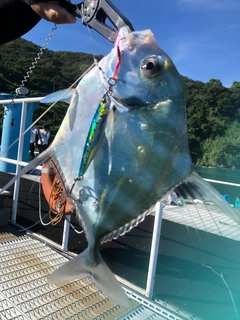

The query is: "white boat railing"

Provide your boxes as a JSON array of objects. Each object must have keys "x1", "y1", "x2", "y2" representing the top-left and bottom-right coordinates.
[
  {"x1": 1, "y1": 97, "x2": 240, "y2": 300},
  {"x1": 0, "y1": 97, "x2": 42, "y2": 224},
  {"x1": 205, "y1": 178, "x2": 240, "y2": 187}
]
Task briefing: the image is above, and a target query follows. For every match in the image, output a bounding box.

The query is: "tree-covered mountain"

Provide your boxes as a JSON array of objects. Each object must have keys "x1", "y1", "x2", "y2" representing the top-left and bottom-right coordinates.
[
  {"x1": 0, "y1": 38, "x2": 103, "y2": 142},
  {"x1": 0, "y1": 38, "x2": 240, "y2": 168},
  {"x1": 182, "y1": 77, "x2": 240, "y2": 168}
]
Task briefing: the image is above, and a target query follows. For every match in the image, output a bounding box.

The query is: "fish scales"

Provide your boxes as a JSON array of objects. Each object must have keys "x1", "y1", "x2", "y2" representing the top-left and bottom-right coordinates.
[
  {"x1": 1, "y1": 27, "x2": 239, "y2": 307},
  {"x1": 55, "y1": 30, "x2": 189, "y2": 247}
]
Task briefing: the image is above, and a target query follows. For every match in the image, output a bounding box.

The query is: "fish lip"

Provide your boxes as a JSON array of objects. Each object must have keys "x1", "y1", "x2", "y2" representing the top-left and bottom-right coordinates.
[
  {"x1": 108, "y1": 94, "x2": 132, "y2": 111},
  {"x1": 109, "y1": 93, "x2": 154, "y2": 111}
]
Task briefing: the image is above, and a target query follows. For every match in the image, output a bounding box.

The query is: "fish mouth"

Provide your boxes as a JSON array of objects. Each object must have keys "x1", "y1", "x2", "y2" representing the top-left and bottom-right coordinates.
[
  {"x1": 109, "y1": 92, "x2": 154, "y2": 111},
  {"x1": 111, "y1": 94, "x2": 145, "y2": 106}
]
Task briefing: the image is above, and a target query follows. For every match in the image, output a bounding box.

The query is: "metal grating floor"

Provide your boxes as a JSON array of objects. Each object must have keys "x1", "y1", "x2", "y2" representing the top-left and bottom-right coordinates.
[
  {"x1": 162, "y1": 203, "x2": 240, "y2": 241},
  {"x1": 0, "y1": 234, "x2": 185, "y2": 320},
  {"x1": 0, "y1": 232, "x2": 23, "y2": 243}
]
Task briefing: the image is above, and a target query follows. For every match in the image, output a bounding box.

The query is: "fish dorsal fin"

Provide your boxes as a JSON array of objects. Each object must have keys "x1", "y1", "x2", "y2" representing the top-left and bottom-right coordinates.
[{"x1": 101, "y1": 206, "x2": 153, "y2": 244}]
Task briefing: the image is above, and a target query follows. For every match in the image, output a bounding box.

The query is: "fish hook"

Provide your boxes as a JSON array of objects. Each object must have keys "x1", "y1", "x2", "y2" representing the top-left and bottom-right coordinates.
[{"x1": 69, "y1": 176, "x2": 84, "y2": 196}]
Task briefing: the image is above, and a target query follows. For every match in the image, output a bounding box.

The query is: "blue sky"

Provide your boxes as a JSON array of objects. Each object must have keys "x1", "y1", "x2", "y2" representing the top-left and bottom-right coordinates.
[{"x1": 23, "y1": 0, "x2": 240, "y2": 88}]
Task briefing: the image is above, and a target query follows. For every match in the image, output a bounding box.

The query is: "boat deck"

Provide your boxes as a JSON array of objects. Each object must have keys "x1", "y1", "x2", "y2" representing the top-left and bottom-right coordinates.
[
  {"x1": 162, "y1": 203, "x2": 240, "y2": 241},
  {"x1": 0, "y1": 226, "x2": 195, "y2": 320},
  {"x1": 0, "y1": 172, "x2": 240, "y2": 319}
]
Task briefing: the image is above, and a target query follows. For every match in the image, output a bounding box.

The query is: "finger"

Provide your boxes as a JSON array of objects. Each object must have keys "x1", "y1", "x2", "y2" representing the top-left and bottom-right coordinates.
[{"x1": 31, "y1": 2, "x2": 76, "y2": 24}]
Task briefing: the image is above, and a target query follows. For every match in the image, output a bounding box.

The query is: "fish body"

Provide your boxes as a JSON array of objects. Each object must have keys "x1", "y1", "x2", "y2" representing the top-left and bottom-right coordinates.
[
  {"x1": 45, "y1": 28, "x2": 193, "y2": 306},
  {"x1": 1, "y1": 27, "x2": 239, "y2": 307},
  {"x1": 49, "y1": 28, "x2": 192, "y2": 244}
]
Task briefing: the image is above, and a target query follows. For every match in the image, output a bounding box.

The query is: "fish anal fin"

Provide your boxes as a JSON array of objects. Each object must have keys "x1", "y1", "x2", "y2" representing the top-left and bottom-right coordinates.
[
  {"x1": 175, "y1": 171, "x2": 240, "y2": 225},
  {"x1": 101, "y1": 207, "x2": 152, "y2": 244}
]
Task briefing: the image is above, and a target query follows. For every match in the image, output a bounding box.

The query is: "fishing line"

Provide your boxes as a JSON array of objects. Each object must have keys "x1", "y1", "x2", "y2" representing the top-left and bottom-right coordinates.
[
  {"x1": 202, "y1": 263, "x2": 238, "y2": 319},
  {"x1": 1, "y1": 24, "x2": 58, "y2": 156},
  {"x1": 39, "y1": 176, "x2": 83, "y2": 233},
  {"x1": 85, "y1": 19, "x2": 98, "y2": 64},
  {"x1": 65, "y1": 216, "x2": 84, "y2": 234},
  {"x1": 165, "y1": 188, "x2": 219, "y2": 272},
  {"x1": 202, "y1": 203, "x2": 224, "y2": 237},
  {"x1": 84, "y1": 22, "x2": 111, "y2": 92},
  {"x1": 84, "y1": 20, "x2": 118, "y2": 94},
  {"x1": 24, "y1": 64, "x2": 95, "y2": 228},
  {"x1": 0, "y1": 20, "x2": 97, "y2": 160},
  {"x1": 38, "y1": 180, "x2": 53, "y2": 226},
  {"x1": 17, "y1": 180, "x2": 51, "y2": 231},
  {"x1": 187, "y1": 202, "x2": 206, "y2": 240},
  {"x1": 173, "y1": 197, "x2": 238, "y2": 314},
  {"x1": 18, "y1": 172, "x2": 41, "y2": 214},
  {"x1": 175, "y1": 202, "x2": 192, "y2": 236},
  {"x1": 18, "y1": 214, "x2": 49, "y2": 232},
  {"x1": 0, "y1": 70, "x2": 90, "y2": 160},
  {"x1": 18, "y1": 176, "x2": 84, "y2": 233},
  {"x1": 1, "y1": 24, "x2": 100, "y2": 234}
]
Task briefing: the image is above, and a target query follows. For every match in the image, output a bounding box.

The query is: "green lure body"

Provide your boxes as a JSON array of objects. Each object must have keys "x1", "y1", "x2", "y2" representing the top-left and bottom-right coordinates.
[{"x1": 78, "y1": 93, "x2": 111, "y2": 177}]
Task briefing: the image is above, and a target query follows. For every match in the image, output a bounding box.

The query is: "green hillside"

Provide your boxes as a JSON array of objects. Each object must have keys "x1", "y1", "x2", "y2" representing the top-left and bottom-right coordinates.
[{"x1": 0, "y1": 38, "x2": 240, "y2": 168}]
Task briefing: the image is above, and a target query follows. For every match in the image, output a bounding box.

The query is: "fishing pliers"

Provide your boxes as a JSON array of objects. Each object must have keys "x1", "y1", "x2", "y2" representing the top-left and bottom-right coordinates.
[{"x1": 58, "y1": 0, "x2": 134, "y2": 43}]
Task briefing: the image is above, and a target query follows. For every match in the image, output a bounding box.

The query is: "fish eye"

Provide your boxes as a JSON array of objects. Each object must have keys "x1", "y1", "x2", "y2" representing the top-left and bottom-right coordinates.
[{"x1": 141, "y1": 56, "x2": 161, "y2": 77}]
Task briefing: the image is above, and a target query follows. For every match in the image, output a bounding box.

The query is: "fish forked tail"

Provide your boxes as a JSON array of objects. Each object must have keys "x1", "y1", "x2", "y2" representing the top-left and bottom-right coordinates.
[
  {"x1": 0, "y1": 147, "x2": 54, "y2": 195},
  {"x1": 177, "y1": 171, "x2": 240, "y2": 225},
  {"x1": 48, "y1": 248, "x2": 130, "y2": 308}
]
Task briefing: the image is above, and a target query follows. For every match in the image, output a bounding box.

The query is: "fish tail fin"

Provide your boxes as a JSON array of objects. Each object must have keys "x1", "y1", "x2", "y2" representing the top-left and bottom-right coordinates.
[
  {"x1": 0, "y1": 147, "x2": 54, "y2": 195},
  {"x1": 48, "y1": 248, "x2": 130, "y2": 308},
  {"x1": 177, "y1": 171, "x2": 240, "y2": 225}
]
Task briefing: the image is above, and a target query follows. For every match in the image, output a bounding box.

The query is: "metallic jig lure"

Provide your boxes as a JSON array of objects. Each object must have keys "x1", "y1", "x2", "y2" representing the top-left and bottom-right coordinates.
[{"x1": 78, "y1": 93, "x2": 112, "y2": 178}]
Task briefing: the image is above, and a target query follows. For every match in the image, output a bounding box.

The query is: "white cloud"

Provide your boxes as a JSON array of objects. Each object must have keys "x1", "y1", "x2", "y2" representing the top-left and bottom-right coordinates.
[
  {"x1": 228, "y1": 24, "x2": 240, "y2": 29},
  {"x1": 168, "y1": 36, "x2": 207, "y2": 64},
  {"x1": 170, "y1": 40, "x2": 191, "y2": 63}
]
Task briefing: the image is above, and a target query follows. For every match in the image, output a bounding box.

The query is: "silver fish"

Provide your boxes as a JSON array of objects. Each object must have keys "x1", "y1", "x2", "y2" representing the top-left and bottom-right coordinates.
[{"x1": 1, "y1": 27, "x2": 240, "y2": 307}]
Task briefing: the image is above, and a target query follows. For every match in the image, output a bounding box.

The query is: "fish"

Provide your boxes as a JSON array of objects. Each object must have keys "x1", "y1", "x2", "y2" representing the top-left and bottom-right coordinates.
[{"x1": 1, "y1": 26, "x2": 240, "y2": 307}]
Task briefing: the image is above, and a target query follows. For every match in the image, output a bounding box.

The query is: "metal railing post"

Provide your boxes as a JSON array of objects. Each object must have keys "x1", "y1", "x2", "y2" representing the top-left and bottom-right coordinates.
[
  {"x1": 62, "y1": 216, "x2": 71, "y2": 251},
  {"x1": 146, "y1": 201, "x2": 163, "y2": 299},
  {"x1": 12, "y1": 101, "x2": 28, "y2": 223}
]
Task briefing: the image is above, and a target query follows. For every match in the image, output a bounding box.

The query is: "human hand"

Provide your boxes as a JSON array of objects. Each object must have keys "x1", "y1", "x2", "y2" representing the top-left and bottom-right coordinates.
[{"x1": 30, "y1": 1, "x2": 76, "y2": 24}]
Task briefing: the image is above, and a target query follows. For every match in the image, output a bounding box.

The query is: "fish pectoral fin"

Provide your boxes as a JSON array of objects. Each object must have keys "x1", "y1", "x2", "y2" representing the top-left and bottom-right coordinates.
[
  {"x1": 41, "y1": 89, "x2": 75, "y2": 104},
  {"x1": 0, "y1": 147, "x2": 54, "y2": 195},
  {"x1": 175, "y1": 171, "x2": 240, "y2": 225},
  {"x1": 47, "y1": 248, "x2": 130, "y2": 308}
]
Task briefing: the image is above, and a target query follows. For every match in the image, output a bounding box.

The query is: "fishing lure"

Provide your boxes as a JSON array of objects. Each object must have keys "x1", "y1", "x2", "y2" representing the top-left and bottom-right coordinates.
[
  {"x1": 76, "y1": 32, "x2": 122, "y2": 180},
  {"x1": 77, "y1": 93, "x2": 113, "y2": 178}
]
